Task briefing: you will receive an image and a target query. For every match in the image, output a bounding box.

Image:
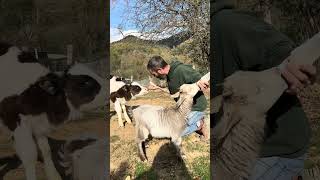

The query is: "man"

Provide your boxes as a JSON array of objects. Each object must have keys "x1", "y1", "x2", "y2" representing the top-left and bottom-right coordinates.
[
  {"x1": 147, "y1": 56, "x2": 209, "y2": 139},
  {"x1": 212, "y1": 0, "x2": 317, "y2": 179}
]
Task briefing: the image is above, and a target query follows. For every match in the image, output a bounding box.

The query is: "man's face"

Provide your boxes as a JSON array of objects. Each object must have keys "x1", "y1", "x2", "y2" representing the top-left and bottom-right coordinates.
[{"x1": 150, "y1": 69, "x2": 166, "y2": 80}]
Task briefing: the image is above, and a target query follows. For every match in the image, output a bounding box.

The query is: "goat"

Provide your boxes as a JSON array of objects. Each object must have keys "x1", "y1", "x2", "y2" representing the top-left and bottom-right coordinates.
[
  {"x1": 0, "y1": 134, "x2": 107, "y2": 180},
  {"x1": 212, "y1": 69, "x2": 292, "y2": 179},
  {"x1": 57, "y1": 134, "x2": 107, "y2": 180},
  {"x1": 0, "y1": 71, "x2": 101, "y2": 180},
  {"x1": 212, "y1": 31, "x2": 320, "y2": 179},
  {"x1": 133, "y1": 83, "x2": 200, "y2": 161}
]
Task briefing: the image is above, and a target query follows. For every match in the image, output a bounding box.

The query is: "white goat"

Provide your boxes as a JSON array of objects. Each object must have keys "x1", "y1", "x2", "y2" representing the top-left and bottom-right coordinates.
[
  {"x1": 133, "y1": 83, "x2": 200, "y2": 161},
  {"x1": 57, "y1": 134, "x2": 107, "y2": 180}
]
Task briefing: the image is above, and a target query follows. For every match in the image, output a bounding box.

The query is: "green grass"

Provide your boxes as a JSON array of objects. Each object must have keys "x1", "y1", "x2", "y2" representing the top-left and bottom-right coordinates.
[
  {"x1": 110, "y1": 135, "x2": 120, "y2": 143},
  {"x1": 134, "y1": 162, "x2": 157, "y2": 180},
  {"x1": 191, "y1": 156, "x2": 210, "y2": 180},
  {"x1": 186, "y1": 139, "x2": 208, "y2": 152}
]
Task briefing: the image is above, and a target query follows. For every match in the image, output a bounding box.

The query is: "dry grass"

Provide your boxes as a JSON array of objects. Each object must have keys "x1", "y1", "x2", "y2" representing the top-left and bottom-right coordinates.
[{"x1": 110, "y1": 91, "x2": 210, "y2": 180}]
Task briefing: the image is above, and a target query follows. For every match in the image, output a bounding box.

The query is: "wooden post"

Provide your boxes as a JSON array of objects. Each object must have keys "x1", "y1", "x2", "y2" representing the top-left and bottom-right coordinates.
[
  {"x1": 34, "y1": 48, "x2": 38, "y2": 59},
  {"x1": 67, "y1": 44, "x2": 73, "y2": 65},
  {"x1": 21, "y1": 46, "x2": 28, "y2": 51}
]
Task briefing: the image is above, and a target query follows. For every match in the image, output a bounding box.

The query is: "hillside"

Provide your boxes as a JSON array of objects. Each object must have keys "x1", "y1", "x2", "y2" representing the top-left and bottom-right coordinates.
[{"x1": 110, "y1": 35, "x2": 193, "y2": 81}]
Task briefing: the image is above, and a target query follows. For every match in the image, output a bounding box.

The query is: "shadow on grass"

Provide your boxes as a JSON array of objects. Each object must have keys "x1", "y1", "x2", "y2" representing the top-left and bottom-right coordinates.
[
  {"x1": 136, "y1": 142, "x2": 192, "y2": 180},
  {"x1": 110, "y1": 161, "x2": 130, "y2": 180}
]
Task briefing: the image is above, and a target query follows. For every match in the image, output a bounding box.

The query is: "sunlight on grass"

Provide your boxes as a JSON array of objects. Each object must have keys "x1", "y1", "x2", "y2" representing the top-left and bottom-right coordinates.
[{"x1": 191, "y1": 156, "x2": 210, "y2": 180}]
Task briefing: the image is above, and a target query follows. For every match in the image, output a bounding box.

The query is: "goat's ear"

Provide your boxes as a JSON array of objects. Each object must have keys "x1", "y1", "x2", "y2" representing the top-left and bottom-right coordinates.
[
  {"x1": 222, "y1": 86, "x2": 233, "y2": 98},
  {"x1": 170, "y1": 91, "x2": 180, "y2": 99}
]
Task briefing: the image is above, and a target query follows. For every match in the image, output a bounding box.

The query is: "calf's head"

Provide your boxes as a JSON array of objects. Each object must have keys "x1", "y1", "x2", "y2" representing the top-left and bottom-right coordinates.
[
  {"x1": 63, "y1": 74, "x2": 101, "y2": 109},
  {"x1": 130, "y1": 82, "x2": 148, "y2": 97}
]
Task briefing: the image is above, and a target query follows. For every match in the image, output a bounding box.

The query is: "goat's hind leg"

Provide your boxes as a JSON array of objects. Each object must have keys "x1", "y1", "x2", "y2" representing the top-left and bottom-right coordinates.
[{"x1": 136, "y1": 127, "x2": 149, "y2": 161}]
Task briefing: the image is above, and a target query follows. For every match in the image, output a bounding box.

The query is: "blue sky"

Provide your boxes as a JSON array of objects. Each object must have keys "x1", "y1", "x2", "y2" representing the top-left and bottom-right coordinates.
[
  {"x1": 110, "y1": 0, "x2": 173, "y2": 42},
  {"x1": 110, "y1": 0, "x2": 141, "y2": 42}
]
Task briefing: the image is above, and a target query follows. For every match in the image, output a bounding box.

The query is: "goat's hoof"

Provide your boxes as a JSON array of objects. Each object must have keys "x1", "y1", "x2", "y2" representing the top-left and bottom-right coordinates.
[
  {"x1": 181, "y1": 154, "x2": 187, "y2": 159},
  {"x1": 139, "y1": 155, "x2": 148, "y2": 162}
]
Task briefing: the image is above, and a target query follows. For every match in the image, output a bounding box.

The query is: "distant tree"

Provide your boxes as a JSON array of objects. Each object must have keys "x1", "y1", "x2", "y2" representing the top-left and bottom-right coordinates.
[{"x1": 115, "y1": 0, "x2": 210, "y2": 70}]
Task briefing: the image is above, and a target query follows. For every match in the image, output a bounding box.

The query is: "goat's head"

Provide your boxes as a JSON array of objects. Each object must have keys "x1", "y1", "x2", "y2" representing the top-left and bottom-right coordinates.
[{"x1": 171, "y1": 83, "x2": 200, "y2": 100}]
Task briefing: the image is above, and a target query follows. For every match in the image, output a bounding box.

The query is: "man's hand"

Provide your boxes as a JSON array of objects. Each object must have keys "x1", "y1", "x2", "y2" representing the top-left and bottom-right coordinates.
[
  {"x1": 197, "y1": 79, "x2": 209, "y2": 92},
  {"x1": 280, "y1": 62, "x2": 316, "y2": 95}
]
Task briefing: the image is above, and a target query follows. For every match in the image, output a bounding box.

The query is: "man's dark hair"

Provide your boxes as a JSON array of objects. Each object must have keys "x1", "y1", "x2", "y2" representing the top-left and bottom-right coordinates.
[{"x1": 147, "y1": 56, "x2": 168, "y2": 71}]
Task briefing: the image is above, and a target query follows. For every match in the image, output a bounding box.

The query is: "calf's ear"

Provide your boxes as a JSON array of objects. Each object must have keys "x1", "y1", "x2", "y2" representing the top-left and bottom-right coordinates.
[{"x1": 39, "y1": 79, "x2": 58, "y2": 95}]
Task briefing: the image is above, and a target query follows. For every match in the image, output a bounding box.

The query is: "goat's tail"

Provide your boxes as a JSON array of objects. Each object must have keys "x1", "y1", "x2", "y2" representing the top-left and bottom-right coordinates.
[{"x1": 125, "y1": 105, "x2": 140, "y2": 121}]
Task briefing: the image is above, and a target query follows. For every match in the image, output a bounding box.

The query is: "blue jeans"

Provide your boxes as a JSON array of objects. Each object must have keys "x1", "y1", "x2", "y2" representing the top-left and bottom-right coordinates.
[
  {"x1": 181, "y1": 111, "x2": 205, "y2": 136},
  {"x1": 249, "y1": 154, "x2": 306, "y2": 180}
]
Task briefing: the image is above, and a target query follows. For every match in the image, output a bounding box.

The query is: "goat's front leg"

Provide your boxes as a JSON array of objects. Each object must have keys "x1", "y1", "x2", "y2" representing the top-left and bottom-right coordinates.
[
  {"x1": 36, "y1": 136, "x2": 62, "y2": 180},
  {"x1": 121, "y1": 104, "x2": 132, "y2": 124},
  {"x1": 172, "y1": 137, "x2": 186, "y2": 159},
  {"x1": 13, "y1": 120, "x2": 37, "y2": 180},
  {"x1": 114, "y1": 100, "x2": 124, "y2": 127}
]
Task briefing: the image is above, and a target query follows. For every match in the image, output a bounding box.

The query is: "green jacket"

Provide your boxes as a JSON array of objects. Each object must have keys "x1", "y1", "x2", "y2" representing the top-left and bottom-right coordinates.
[
  {"x1": 212, "y1": 0, "x2": 311, "y2": 158},
  {"x1": 167, "y1": 61, "x2": 207, "y2": 112}
]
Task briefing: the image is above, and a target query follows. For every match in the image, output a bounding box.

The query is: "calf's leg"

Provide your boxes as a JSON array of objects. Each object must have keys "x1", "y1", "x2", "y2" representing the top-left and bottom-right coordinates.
[
  {"x1": 36, "y1": 136, "x2": 62, "y2": 180},
  {"x1": 13, "y1": 120, "x2": 37, "y2": 180},
  {"x1": 121, "y1": 103, "x2": 131, "y2": 124},
  {"x1": 114, "y1": 100, "x2": 124, "y2": 127}
]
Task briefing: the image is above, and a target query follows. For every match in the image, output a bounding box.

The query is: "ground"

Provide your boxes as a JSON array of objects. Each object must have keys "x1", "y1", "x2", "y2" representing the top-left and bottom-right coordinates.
[
  {"x1": 110, "y1": 90, "x2": 210, "y2": 180},
  {"x1": 0, "y1": 110, "x2": 106, "y2": 180},
  {"x1": 299, "y1": 83, "x2": 320, "y2": 170}
]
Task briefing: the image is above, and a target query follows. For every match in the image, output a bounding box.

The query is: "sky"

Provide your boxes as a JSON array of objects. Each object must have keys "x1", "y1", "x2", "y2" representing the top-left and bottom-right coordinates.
[
  {"x1": 110, "y1": 0, "x2": 172, "y2": 43},
  {"x1": 110, "y1": 0, "x2": 141, "y2": 43}
]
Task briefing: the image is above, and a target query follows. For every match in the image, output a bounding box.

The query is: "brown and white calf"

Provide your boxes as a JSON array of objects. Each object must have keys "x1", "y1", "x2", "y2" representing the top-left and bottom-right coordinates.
[
  {"x1": 0, "y1": 72, "x2": 101, "y2": 180},
  {"x1": 110, "y1": 76, "x2": 148, "y2": 127},
  {"x1": 0, "y1": 43, "x2": 105, "y2": 180},
  {"x1": 0, "y1": 42, "x2": 49, "y2": 102}
]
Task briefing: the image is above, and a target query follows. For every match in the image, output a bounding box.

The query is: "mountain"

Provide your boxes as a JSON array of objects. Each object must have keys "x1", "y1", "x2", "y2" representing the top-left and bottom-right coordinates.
[{"x1": 112, "y1": 31, "x2": 191, "y2": 48}]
